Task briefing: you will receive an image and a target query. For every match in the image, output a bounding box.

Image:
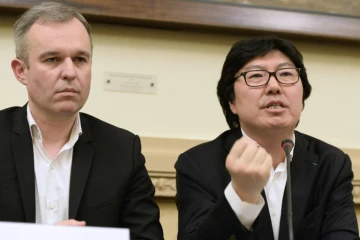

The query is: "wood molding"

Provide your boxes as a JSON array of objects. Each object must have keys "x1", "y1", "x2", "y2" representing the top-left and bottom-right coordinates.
[
  {"x1": 151, "y1": 176, "x2": 176, "y2": 198},
  {"x1": 354, "y1": 184, "x2": 360, "y2": 204},
  {"x1": 142, "y1": 136, "x2": 360, "y2": 203},
  {"x1": 142, "y1": 137, "x2": 203, "y2": 198},
  {"x1": 0, "y1": 0, "x2": 360, "y2": 43},
  {"x1": 349, "y1": 149, "x2": 360, "y2": 204}
]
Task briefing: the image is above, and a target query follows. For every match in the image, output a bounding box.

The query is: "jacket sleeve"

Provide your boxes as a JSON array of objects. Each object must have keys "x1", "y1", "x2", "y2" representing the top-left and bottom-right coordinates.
[
  {"x1": 119, "y1": 135, "x2": 164, "y2": 240},
  {"x1": 320, "y1": 154, "x2": 359, "y2": 239},
  {"x1": 175, "y1": 152, "x2": 254, "y2": 240}
]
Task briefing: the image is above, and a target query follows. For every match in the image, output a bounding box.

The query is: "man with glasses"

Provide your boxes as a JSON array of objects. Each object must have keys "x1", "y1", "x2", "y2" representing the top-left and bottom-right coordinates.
[{"x1": 175, "y1": 36, "x2": 358, "y2": 240}]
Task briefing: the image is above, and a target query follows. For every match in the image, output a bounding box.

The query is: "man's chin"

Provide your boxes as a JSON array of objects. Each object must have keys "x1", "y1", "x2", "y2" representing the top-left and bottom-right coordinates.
[
  {"x1": 266, "y1": 122, "x2": 296, "y2": 131},
  {"x1": 54, "y1": 103, "x2": 83, "y2": 115}
]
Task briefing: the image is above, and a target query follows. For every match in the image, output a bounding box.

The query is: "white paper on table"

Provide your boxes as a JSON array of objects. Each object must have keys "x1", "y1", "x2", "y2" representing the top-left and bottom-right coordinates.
[{"x1": 0, "y1": 221, "x2": 130, "y2": 240}]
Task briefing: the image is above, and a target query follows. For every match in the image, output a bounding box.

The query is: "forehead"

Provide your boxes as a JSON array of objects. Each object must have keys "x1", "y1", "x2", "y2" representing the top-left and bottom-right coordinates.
[
  {"x1": 242, "y1": 50, "x2": 295, "y2": 70},
  {"x1": 26, "y1": 18, "x2": 91, "y2": 56}
]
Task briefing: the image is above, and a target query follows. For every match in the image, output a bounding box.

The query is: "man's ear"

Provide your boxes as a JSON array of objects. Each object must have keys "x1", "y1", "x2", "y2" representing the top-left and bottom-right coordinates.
[
  {"x1": 229, "y1": 101, "x2": 238, "y2": 114},
  {"x1": 11, "y1": 59, "x2": 27, "y2": 85}
]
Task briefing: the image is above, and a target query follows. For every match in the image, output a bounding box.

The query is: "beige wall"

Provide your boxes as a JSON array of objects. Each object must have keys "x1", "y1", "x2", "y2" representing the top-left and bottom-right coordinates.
[
  {"x1": 1, "y1": 16, "x2": 360, "y2": 148},
  {"x1": 1, "y1": 15, "x2": 360, "y2": 239},
  {"x1": 156, "y1": 198, "x2": 177, "y2": 240}
]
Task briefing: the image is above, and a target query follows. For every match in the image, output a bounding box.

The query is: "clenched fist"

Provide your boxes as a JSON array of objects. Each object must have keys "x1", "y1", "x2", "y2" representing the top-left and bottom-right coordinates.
[{"x1": 226, "y1": 137, "x2": 272, "y2": 203}]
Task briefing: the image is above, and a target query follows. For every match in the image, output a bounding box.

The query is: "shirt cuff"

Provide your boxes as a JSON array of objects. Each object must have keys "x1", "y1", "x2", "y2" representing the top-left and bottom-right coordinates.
[{"x1": 224, "y1": 182, "x2": 265, "y2": 230}]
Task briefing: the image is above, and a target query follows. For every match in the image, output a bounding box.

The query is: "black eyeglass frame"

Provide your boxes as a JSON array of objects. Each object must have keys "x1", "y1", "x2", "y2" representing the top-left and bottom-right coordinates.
[{"x1": 234, "y1": 68, "x2": 302, "y2": 87}]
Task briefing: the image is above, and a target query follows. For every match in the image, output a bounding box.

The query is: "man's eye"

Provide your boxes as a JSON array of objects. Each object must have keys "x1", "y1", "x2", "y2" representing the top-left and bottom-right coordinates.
[
  {"x1": 248, "y1": 73, "x2": 264, "y2": 79},
  {"x1": 46, "y1": 58, "x2": 58, "y2": 63},
  {"x1": 279, "y1": 71, "x2": 294, "y2": 76},
  {"x1": 74, "y1": 57, "x2": 87, "y2": 63}
]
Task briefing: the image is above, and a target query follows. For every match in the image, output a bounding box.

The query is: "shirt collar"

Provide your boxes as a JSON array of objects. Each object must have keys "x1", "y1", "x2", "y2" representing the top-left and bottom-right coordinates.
[
  {"x1": 26, "y1": 105, "x2": 83, "y2": 142},
  {"x1": 240, "y1": 127, "x2": 295, "y2": 159}
]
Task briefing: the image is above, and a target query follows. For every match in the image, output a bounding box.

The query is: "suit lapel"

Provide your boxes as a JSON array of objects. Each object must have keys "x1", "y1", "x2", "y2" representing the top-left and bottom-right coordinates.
[
  {"x1": 223, "y1": 129, "x2": 319, "y2": 239},
  {"x1": 69, "y1": 115, "x2": 94, "y2": 219},
  {"x1": 10, "y1": 106, "x2": 36, "y2": 222},
  {"x1": 279, "y1": 132, "x2": 318, "y2": 240}
]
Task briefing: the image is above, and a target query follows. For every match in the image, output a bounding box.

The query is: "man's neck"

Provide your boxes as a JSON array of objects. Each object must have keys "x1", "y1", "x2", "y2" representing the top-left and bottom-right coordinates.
[
  {"x1": 35, "y1": 115, "x2": 76, "y2": 144},
  {"x1": 29, "y1": 104, "x2": 77, "y2": 158}
]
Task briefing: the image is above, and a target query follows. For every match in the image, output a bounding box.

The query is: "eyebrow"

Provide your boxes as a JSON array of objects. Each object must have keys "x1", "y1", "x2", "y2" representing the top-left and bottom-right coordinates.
[
  {"x1": 242, "y1": 62, "x2": 296, "y2": 71},
  {"x1": 76, "y1": 51, "x2": 91, "y2": 59},
  {"x1": 39, "y1": 51, "x2": 59, "y2": 59},
  {"x1": 39, "y1": 50, "x2": 91, "y2": 59},
  {"x1": 277, "y1": 62, "x2": 295, "y2": 68}
]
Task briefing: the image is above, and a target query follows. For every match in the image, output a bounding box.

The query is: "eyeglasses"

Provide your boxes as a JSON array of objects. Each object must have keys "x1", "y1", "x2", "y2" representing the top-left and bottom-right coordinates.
[{"x1": 234, "y1": 68, "x2": 302, "y2": 87}]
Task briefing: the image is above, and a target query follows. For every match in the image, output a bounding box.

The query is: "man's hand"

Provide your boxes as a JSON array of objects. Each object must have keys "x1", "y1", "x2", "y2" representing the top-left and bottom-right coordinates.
[
  {"x1": 55, "y1": 219, "x2": 86, "y2": 226},
  {"x1": 226, "y1": 137, "x2": 272, "y2": 203}
]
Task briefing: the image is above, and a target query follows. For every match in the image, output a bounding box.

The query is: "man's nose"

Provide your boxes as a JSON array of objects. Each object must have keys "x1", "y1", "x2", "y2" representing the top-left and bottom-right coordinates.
[
  {"x1": 61, "y1": 58, "x2": 76, "y2": 80},
  {"x1": 266, "y1": 74, "x2": 281, "y2": 94}
]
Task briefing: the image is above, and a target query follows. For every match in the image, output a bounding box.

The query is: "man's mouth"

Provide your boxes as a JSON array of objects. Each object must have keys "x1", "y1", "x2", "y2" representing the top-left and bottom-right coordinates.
[
  {"x1": 58, "y1": 88, "x2": 78, "y2": 93},
  {"x1": 266, "y1": 104, "x2": 284, "y2": 109}
]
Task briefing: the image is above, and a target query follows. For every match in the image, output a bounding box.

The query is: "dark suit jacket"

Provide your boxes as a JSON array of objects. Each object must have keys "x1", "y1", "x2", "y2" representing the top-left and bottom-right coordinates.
[
  {"x1": 0, "y1": 106, "x2": 163, "y2": 240},
  {"x1": 175, "y1": 128, "x2": 359, "y2": 240}
]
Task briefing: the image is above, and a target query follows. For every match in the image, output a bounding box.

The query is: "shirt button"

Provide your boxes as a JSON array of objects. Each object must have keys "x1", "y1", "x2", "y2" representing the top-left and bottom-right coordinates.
[
  {"x1": 49, "y1": 202, "x2": 55, "y2": 210},
  {"x1": 270, "y1": 210, "x2": 276, "y2": 216}
]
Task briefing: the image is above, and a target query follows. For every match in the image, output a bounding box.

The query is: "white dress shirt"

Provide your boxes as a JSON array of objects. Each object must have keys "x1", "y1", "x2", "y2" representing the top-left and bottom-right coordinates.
[
  {"x1": 225, "y1": 129, "x2": 295, "y2": 240},
  {"x1": 27, "y1": 106, "x2": 82, "y2": 224}
]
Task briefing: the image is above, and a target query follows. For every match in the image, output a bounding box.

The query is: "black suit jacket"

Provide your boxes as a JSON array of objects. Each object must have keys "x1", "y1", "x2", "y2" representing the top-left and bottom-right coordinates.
[
  {"x1": 175, "y1": 128, "x2": 359, "y2": 240},
  {"x1": 0, "y1": 106, "x2": 163, "y2": 240}
]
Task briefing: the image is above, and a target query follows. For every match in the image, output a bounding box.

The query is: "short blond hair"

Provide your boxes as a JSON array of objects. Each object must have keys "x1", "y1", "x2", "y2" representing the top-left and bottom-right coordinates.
[{"x1": 13, "y1": 2, "x2": 93, "y2": 66}]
